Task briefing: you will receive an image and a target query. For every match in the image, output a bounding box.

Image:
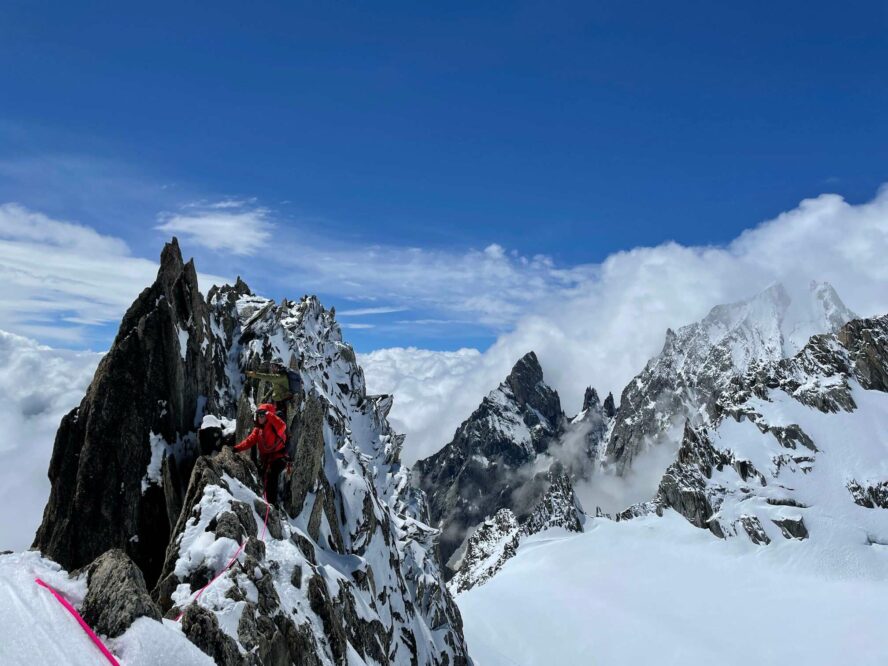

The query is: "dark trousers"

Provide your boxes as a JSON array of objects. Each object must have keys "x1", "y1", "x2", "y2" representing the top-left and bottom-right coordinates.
[{"x1": 263, "y1": 458, "x2": 286, "y2": 505}]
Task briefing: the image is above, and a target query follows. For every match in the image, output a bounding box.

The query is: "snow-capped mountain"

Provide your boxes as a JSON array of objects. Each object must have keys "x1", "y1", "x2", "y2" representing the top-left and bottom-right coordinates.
[
  {"x1": 623, "y1": 312, "x2": 888, "y2": 546},
  {"x1": 413, "y1": 352, "x2": 602, "y2": 588},
  {"x1": 604, "y1": 281, "x2": 856, "y2": 475},
  {"x1": 414, "y1": 281, "x2": 856, "y2": 596},
  {"x1": 29, "y1": 239, "x2": 469, "y2": 665}
]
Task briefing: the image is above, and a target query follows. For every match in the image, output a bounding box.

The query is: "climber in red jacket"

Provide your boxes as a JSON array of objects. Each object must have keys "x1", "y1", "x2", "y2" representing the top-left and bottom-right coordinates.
[{"x1": 233, "y1": 403, "x2": 288, "y2": 505}]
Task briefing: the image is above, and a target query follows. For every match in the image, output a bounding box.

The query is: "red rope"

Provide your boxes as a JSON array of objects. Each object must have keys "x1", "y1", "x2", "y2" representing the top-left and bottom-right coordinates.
[
  {"x1": 175, "y1": 486, "x2": 271, "y2": 623},
  {"x1": 34, "y1": 577, "x2": 121, "y2": 666}
]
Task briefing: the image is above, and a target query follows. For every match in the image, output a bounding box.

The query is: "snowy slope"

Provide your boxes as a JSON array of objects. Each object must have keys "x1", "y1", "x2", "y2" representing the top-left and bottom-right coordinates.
[
  {"x1": 457, "y1": 514, "x2": 888, "y2": 666},
  {"x1": 0, "y1": 552, "x2": 212, "y2": 666}
]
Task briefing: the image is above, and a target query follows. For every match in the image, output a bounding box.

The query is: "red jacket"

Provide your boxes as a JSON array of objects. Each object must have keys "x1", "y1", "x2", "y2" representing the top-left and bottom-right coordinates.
[{"x1": 234, "y1": 403, "x2": 288, "y2": 466}]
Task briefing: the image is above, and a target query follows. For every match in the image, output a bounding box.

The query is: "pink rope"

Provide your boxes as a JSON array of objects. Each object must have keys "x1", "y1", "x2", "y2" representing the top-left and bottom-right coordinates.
[
  {"x1": 175, "y1": 488, "x2": 271, "y2": 622},
  {"x1": 34, "y1": 577, "x2": 120, "y2": 666}
]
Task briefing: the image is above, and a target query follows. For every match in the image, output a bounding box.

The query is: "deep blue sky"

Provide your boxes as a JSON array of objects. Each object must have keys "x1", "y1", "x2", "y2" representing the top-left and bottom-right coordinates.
[{"x1": 1, "y1": 1, "x2": 886, "y2": 350}]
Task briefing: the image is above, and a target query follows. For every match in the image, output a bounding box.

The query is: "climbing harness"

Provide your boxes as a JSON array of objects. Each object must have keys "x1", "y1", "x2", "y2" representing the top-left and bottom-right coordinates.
[{"x1": 34, "y1": 577, "x2": 121, "y2": 666}]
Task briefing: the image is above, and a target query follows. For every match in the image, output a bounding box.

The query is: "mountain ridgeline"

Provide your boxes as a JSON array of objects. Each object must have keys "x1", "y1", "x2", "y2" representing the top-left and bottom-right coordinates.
[
  {"x1": 33, "y1": 239, "x2": 469, "y2": 666},
  {"x1": 414, "y1": 280, "x2": 872, "y2": 591}
]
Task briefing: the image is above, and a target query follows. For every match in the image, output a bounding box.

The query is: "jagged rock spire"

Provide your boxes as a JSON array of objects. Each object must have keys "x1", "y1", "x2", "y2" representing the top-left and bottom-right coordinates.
[
  {"x1": 33, "y1": 238, "x2": 214, "y2": 586},
  {"x1": 582, "y1": 386, "x2": 601, "y2": 412},
  {"x1": 414, "y1": 350, "x2": 565, "y2": 573},
  {"x1": 603, "y1": 392, "x2": 617, "y2": 418}
]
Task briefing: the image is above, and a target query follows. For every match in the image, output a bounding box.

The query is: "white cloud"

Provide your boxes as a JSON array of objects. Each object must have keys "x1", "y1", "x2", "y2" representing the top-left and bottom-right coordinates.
[
  {"x1": 361, "y1": 188, "x2": 888, "y2": 464},
  {"x1": 156, "y1": 202, "x2": 274, "y2": 256},
  {"x1": 338, "y1": 306, "x2": 409, "y2": 316},
  {"x1": 360, "y1": 347, "x2": 484, "y2": 465},
  {"x1": 276, "y1": 237, "x2": 594, "y2": 330},
  {"x1": 0, "y1": 203, "x2": 229, "y2": 344},
  {"x1": 0, "y1": 330, "x2": 102, "y2": 550}
]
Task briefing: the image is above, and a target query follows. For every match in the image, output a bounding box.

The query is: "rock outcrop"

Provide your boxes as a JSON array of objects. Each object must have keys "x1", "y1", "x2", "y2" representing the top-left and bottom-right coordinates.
[{"x1": 80, "y1": 549, "x2": 162, "y2": 638}]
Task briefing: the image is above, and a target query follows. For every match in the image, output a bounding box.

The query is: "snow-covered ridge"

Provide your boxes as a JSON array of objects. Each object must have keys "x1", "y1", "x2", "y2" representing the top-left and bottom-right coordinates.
[
  {"x1": 25, "y1": 240, "x2": 468, "y2": 665},
  {"x1": 604, "y1": 281, "x2": 857, "y2": 476}
]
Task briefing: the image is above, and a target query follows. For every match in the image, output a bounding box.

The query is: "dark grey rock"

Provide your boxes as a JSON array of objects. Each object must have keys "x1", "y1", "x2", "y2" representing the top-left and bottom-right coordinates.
[
  {"x1": 739, "y1": 516, "x2": 771, "y2": 545},
  {"x1": 602, "y1": 392, "x2": 617, "y2": 418},
  {"x1": 414, "y1": 351, "x2": 566, "y2": 569},
  {"x1": 181, "y1": 605, "x2": 242, "y2": 666},
  {"x1": 773, "y1": 517, "x2": 809, "y2": 540},
  {"x1": 33, "y1": 239, "x2": 216, "y2": 587},
  {"x1": 80, "y1": 549, "x2": 162, "y2": 638}
]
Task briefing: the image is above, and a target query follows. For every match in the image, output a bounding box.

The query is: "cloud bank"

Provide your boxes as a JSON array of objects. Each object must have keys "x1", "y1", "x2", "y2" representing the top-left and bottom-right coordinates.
[
  {"x1": 362, "y1": 188, "x2": 888, "y2": 465},
  {"x1": 0, "y1": 330, "x2": 102, "y2": 550}
]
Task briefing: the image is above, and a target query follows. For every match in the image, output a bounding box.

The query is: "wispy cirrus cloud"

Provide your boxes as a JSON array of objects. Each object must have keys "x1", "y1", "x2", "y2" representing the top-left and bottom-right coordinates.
[
  {"x1": 275, "y1": 239, "x2": 595, "y2": 331},
  {"x1": 337, "y1": 306, "x2": 409, "y2": 316},
  {"x1": 0, "y1": 203, "x2": 228, "y2": 345},
  {"x1": 156, "y1": 200, "x2": 274, "y2": 256}
]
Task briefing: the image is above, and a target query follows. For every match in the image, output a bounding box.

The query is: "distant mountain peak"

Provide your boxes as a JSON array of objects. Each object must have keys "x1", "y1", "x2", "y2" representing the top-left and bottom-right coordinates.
[
  {"x1": 582, "y1": 386, "x2": 601, "y2": 412},
  {"x1": 414, "y1": 350, "x2": 565, "y2": 571},
  {"x1": 606, "y1": 280, "x2": 857, "y2": 475}
]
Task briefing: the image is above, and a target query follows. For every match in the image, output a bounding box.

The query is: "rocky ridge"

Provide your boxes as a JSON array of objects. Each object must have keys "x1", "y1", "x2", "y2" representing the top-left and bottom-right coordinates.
[
  {"x1": 32, "y1": 239, "x2": 469, "y2": 665},
  {"x1": 413, "y1": 352, "x2": 565, "y2": 571},
  {"x1": 447, "y1": 464, "x2": 584, "y2": 594}
]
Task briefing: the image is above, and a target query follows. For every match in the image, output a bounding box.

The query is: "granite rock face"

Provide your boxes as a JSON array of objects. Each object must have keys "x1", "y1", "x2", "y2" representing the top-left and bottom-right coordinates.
[
  {"x1": 33, "y1": 239, "x2": 215, "y2": 586},
  {"x1": 32, "y1": 240, "x2": 469, "y2": 665},
  {"x1": 414, "y1": 352, "x2": 568, "y2": 570},
  {"x1": 80, "y1": 549, "x2": 162, "y2": 638}
]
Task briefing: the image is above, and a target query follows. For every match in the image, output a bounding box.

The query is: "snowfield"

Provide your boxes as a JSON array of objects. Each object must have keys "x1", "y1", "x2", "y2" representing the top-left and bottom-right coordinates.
[
  {"x1": 457, "y1": 513, "x2": 888, "y2": 666},
  {"x1": 0, "y1": 551, "x2": 212, "y2": 666}
]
